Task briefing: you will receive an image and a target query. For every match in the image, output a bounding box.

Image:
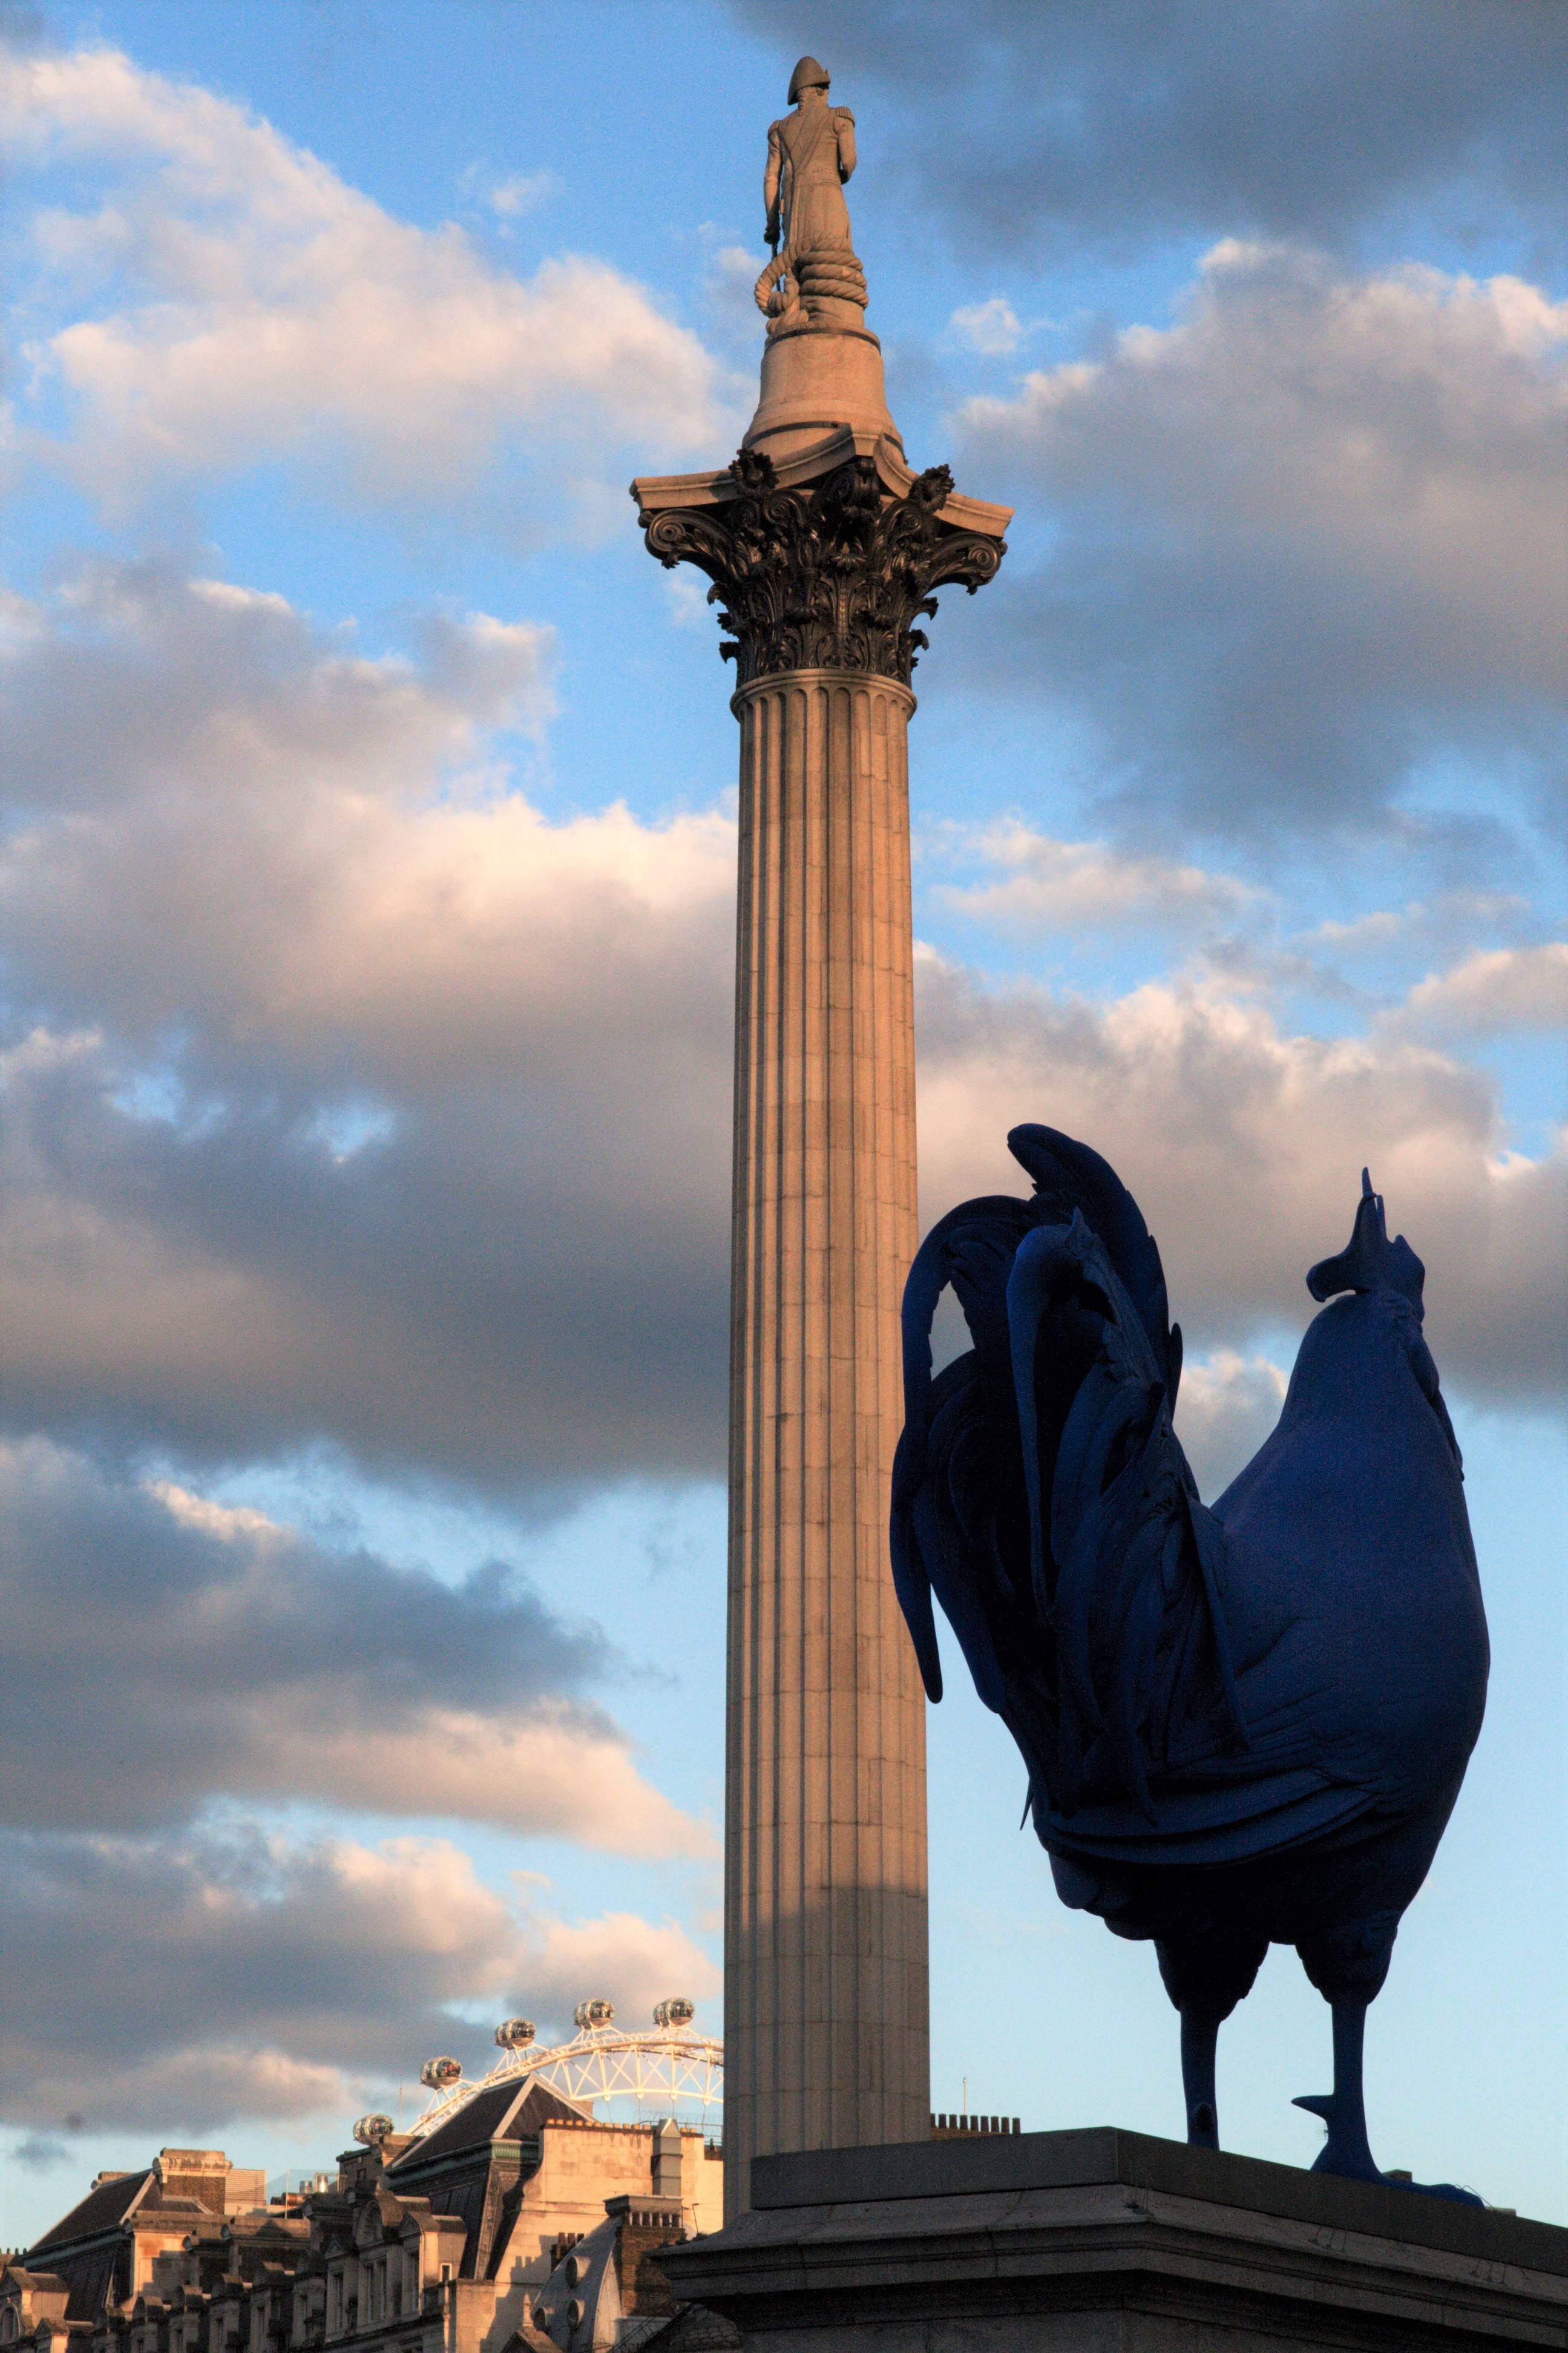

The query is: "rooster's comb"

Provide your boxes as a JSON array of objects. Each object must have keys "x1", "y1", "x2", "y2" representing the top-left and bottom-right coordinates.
[{"x1": 1306, "y1": 1169, "x2": 1426, "y2": 1310}]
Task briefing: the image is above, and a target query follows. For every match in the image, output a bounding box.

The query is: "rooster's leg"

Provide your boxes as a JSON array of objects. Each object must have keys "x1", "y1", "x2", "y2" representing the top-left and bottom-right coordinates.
[
  {"x1": 1293, "y1": 2000, "x2": 1380, "y2": 2181},
  {"x1": 1179, "y1": 2010, "x2": 1221, "y2": 2149}
]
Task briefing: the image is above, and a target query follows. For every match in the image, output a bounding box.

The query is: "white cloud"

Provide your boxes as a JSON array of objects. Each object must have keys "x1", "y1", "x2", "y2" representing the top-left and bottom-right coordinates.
[
  {"x1": 704, "y1": 240, "x2": 760, "y2": 294},
  {"x1": 1171, "y1": 1350, "x2": 1289, "y2": 1501},
  {"x1": 459, "y1": 164, "x2": 559, "y2": 222},
  {"x1": 0, "y1": 588, "x2": 47, "y2": 649},
  {"x1": 272, "y1": 1712, "x2": 713, "y2": 1856},
  {"x1": 1, "y1": 562, "x2": 723, "y2": 1061},
  {"x1": 947, "y1": 296, "x2": 1024, "y2": 356},
  {"x1": 697, "y1": 231, "x2": 772, "y2": 361},
  {"x1": 663, "y1": 571, "x2": 713, "y2": 631},
  {"x1": 1397, "y1": 942, "x2": 1567, "y2": 1037},
  {"x1": 915, "y1": 954, "x2": 1567, "y2": 1403},
  {"x1": 505, "y1": 1899, "x2": 721, "y2": 2030},
  {"x1": 2, "y1": 44, "x2": 738, "y2": 527},
  {"x1": 1, "y1": 1826, "x2": 718, "y2": 2133},
  {"x1": 145, "y1": 1480, "x2": 283, "y2": 1542},
  {"x1": 488, "y1": 172, "x2": 556, "y2": 219},
  {"x1": 933, "y1": 821, "x2": 1262, "y2": 934}
]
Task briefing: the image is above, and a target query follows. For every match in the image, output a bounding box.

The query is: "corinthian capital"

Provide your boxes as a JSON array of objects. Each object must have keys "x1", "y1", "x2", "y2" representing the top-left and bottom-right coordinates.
[{"x1": 637, "y1": 444, "x2": 1008, "y2": 691}]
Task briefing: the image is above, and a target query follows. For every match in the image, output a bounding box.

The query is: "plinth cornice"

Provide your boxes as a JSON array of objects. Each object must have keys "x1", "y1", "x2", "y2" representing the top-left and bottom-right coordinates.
[
  {"x1": 661, "y1": 2128, "x2": 1568, "y2": 2348},
  {"x1": 632, "y1": 432, "x2": 1009, "y2": 691}
]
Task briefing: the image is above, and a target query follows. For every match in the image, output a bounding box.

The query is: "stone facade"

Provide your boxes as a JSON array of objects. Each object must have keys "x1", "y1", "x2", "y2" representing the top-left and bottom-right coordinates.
[
  {"x1": 0, "y1": 2150, "x2": 272, "y2": 2346},
  {"x1": 2, "y1": 2105, "x2": 723, "y2": 2353}
]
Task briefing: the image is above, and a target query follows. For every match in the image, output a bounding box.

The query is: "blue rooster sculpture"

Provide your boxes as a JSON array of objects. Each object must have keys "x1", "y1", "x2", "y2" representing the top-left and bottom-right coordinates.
[{"x1": 891, "y1": 1125, "x2": 1489, "y2": 2198}]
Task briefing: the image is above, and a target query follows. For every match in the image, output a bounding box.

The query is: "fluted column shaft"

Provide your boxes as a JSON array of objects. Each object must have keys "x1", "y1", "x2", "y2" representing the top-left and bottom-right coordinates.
[
  {"x1": 724, "y1": 670, "x2": 929, "y2": 2217},
  {"x1": 634, "y1": 430, "x2": 1008, "y2": 2219}
]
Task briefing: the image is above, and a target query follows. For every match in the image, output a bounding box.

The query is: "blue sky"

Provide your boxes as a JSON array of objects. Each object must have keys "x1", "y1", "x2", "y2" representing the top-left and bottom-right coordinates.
[{"x1": 2, "y1": 0, "x2": 1564, "y2": 2245}]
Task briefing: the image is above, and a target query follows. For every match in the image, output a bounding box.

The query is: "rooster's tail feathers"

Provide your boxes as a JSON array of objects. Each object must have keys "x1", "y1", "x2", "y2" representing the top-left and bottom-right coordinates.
[
  {"x1": 893, "y1": 1195, "x2": 1040, "y2": 1707},
  {"x1": 890, "y1": 1132, "x2": 1247, "y2": 1823},
  {"x1": 1006, "y1": 1125, "x2": 1183, "y2": 1406},
  {"x1": 1006, "y1": 1213, "x2": 1247, "y2": 1819}
]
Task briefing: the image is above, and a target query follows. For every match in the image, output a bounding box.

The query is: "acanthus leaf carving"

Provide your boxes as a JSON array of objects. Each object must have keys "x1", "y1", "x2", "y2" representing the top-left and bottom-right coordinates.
[{"x1": 638, "y1": 450, "x2": 1006, "y2": 689}]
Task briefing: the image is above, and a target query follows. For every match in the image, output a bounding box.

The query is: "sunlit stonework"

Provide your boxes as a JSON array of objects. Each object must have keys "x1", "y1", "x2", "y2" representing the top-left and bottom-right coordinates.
[{"x1": 634, "y1": 55, "x2": 1010, "y2": 2220}]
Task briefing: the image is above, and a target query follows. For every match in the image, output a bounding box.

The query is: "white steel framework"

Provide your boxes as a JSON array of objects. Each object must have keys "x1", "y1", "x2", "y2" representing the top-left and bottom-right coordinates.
[{"x1": 407, "y1": 2017, "x2": 724, "y2": 2141}]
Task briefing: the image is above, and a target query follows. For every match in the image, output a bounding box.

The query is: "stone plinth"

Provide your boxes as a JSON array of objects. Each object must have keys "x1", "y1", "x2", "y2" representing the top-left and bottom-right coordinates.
[
  {"x1": 744, "y1": 318, "x2": 901, "y2": 463},
  {"x1": 659, "y1": 2127, "x2": 1568, "y2": 2350}
]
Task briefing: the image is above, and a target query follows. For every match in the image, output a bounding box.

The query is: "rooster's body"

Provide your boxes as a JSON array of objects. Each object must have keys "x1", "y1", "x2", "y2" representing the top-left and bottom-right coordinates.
[{"x1": 891, "y1": 1125, "x2": 1488, "y2": 2196}]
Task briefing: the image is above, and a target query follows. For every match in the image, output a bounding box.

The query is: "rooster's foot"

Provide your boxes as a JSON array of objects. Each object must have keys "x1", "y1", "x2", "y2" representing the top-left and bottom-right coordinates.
[
  {"x1": 1296, "y1": 1999, "x2": 1383, "y2": 2181},
  {"x1": 1296, "y1": 2001, "x2": 1484, "y2": 2205},
  {"x1": 1293, "y1": 2093, "x2": 1483, "y2": 2204}
]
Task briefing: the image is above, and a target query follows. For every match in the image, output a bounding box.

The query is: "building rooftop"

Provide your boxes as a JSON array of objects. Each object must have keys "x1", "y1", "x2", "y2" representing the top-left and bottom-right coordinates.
[
  {"x1": 25, "y1": 2173, "x2": 153, "y2": 2259},
  {"x1": 387, "y1": 2079, "x2": 585, "y2": 2174}
]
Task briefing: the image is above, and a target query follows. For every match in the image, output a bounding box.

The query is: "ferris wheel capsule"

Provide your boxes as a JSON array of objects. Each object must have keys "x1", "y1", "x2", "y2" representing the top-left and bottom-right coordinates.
[
  {"x1": 495, "y1": 2017, "x2": 536, "y2": 2049},
  {"x1": 419, "y1": 2055, "x2": 462, "y2": 2090},
  {"x1": 352, "y1": 2113, "x2": 396, "y2": 2145},
  {"x1": 653, "y1": 1998, "x2": 695, "y2": 2029},
  {"x1": 574, "y1": 1998, "x2": 615, "y2": 2030}
]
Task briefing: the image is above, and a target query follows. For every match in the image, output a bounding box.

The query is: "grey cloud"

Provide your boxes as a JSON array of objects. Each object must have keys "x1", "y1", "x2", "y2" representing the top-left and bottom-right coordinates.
[
  {"x1": 0, "y1": 1437, "x2": 711, "y2": 1853},
  {"x1": 1, "y1": 552, "x2": 1560, "y2": 1558},
  {"x1": 2, "y1": 559, "x2": 554, "y2": 825},
  {"x1": 951, "y1": 242, "x2": 1567, "y2": 842},
  {"x1": 1190, "y1": 891, "x2": 1555, "y2": 1032},
  {"x1": 732, "y1": 0, "x2": 1568, "y2": 260},
  {"x1": 1, "y1": 1031, "x2": 730, "y2": 1497},
  {"x1": 0, "y1": 563, "x2": 734, "y2": 1495},
  {"x1": 0, "y1": 1825, "x2": 508, "y2": 2131},
  {"x1": 1, "y1": 1823, "x2": 716, "y2": 2135},
  {"x1": 915, "y1": 956, "x2": 1567, "y2": 1409}
]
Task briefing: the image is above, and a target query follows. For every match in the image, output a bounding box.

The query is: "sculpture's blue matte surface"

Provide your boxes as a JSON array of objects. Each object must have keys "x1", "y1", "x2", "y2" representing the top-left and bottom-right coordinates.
[{"x1": 893, "y1": 1127, "x2": 1489, "y2": 2199}]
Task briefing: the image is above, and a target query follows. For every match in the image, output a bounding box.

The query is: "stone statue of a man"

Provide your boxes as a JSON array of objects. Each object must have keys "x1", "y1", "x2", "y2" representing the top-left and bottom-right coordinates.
[
  {"x1": 755, "y1": 56, "x2": 868, "y2": 334},
  {"x1": 764, "y1": 55, "x2": 856, "y2": 260}
]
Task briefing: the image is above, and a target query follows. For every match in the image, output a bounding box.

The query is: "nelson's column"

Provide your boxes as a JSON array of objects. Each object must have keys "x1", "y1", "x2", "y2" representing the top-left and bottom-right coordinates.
[{"x1": 632, "y1": 56, "x2": 1010, "y2": 2216}]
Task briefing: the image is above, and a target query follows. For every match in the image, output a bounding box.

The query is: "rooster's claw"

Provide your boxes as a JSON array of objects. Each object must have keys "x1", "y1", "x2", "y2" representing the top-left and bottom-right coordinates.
[
  {"x1": 1295, "y1": 2092, "x2": 1484, "y2": 2204},
  {"x1": 1293, "y1": 2089, "x2": 1381, "y2": 2182}
]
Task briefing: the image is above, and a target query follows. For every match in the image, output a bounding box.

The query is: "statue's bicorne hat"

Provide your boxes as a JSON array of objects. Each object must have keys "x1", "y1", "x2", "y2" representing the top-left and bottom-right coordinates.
[{"x1": 788, "y1": 54, "x2": 830, "y2": 102}]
